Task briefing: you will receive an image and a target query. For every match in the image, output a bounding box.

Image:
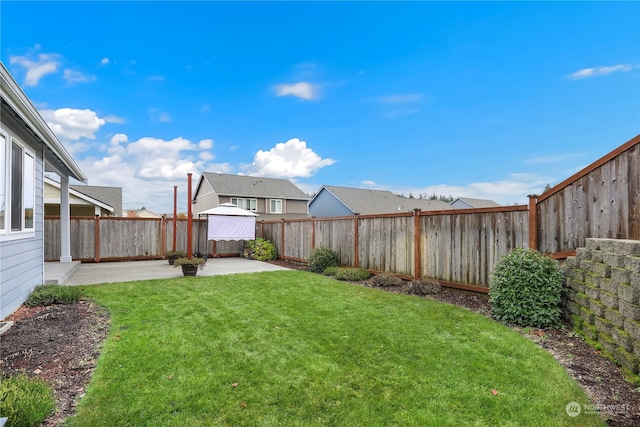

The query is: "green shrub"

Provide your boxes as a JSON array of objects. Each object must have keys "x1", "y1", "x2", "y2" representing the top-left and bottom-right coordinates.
[
  {"x1": 0, "y1": 373, "x2": 56, "y2": 427},
  {"x1": 370, "y1": 273, "x2": 403, "y2": 287},
  {"x1": 25, "y1": 285, "x2": 81, "y2": 307},
  {"x1": 243, "y1": 238, "x2": 277, "y2": 261},
  {"x1": 489, "y1": 248, "x2": 564, "y2": 328},
  {"x1": 324, "y1": 266, "x2": 370, "y2": 281},
  {"x1": 407, "y1": 278, "x2": 441, "y2": 295},
  {"x1": 173, "y1": 257, "x2": 206, "y2": 267},
  {"x1": 308, "y1": 247, "x2": 339, "y2": 273},
  {"x1": 164, "y1": 250, "x2": 186, "y2": 257},
  {"x1": 322, "y1": 266, "x2": 339, "y2": 276}
]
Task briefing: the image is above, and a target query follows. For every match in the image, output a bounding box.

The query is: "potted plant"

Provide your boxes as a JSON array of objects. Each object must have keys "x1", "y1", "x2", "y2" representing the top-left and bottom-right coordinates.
[
  {"x1": 173, "y1": 257, "x2": 205, "y2": 276},
  {"x1": 165, "y1": 250, "x2": 186, "y2": 265}
]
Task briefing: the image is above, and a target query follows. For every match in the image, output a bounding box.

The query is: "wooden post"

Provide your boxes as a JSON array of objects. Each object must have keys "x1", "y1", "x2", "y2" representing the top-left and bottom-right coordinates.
[
  {"x1": 187, "y1": 174, "x2": 193, "y2": 258},
  {"x1": 172, "y1": 185, "x2": 177, "y2": 252},
  {"x1": 354, "y1": 213, "x2": 360, "y2": 268},
  {"x1": 94, "y1": 215, "x2": 100, "y2": 262},
  {"x1": 528, "y1": 194, "x2": 538, "y2": 251},
  {"x1": 413, "y1": 209, "x2": 421, "y2": 280},
  {"x1": 161, "y1": 215, "x2": 166, "y2": 258},
  {"x1": 311, "y1": 218, "x2": 316, "y2": 251},
  {"x1": 280, "y1": 218, "x2": 285, "y2": 260}
]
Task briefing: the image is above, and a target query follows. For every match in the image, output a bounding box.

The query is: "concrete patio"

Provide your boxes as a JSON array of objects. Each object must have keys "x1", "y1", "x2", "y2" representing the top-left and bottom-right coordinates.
[{"x1": 44, "y1": 258, "x2": 290, "y2": 286}]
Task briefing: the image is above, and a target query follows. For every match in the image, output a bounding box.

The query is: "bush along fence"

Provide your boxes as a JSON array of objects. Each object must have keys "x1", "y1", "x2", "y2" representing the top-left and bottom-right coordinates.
[{"x1": 563, "y1": 238, "x2": 640, "y2": 374}]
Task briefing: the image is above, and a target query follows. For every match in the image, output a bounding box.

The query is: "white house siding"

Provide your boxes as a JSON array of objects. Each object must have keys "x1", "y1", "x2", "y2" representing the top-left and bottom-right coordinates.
[{"x1": 0, "y1": 133, "x2": 44, "y2": 318}]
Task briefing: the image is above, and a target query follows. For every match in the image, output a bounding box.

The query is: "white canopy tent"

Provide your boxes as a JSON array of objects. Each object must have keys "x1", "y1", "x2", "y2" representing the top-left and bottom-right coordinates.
[{"x1": 197, "y1": 203, "x2": 259, "y2": 241}]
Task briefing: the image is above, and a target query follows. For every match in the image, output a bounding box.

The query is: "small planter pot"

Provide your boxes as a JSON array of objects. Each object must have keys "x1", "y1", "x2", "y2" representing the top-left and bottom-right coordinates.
[
  {"x1": 167, "y1": 255, "x2": 179, "y2": 265},
  {"x1": 181, "y1": 264, "x2": 199, "y2": 276}
]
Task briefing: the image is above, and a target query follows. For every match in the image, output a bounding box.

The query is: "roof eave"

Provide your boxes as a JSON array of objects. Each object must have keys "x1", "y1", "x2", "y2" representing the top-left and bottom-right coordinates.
[{"x1": 1, "y1": 62, "x2": 87, "y2": 183}]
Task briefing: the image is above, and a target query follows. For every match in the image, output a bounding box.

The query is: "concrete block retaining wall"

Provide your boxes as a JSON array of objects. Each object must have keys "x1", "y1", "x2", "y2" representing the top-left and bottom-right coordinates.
[{"x1": 563, "y1": 238, "x2": 640, "y2": 374}]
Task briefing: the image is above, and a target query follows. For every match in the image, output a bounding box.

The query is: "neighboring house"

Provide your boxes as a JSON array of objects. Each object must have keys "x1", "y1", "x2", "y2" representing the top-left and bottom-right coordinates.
[
  {"x1": 70, "y1": 183, "x2": 122, "y2": 216},
  {"x1": 44, "y1": 176, "x2": 116, "y2": 217},
  {"x1": 308, "y1": 185, "x2": 451, "y2": 217},
  {"x1": 1, "y1": 62, "x2": 86, "y2": 318},
  {"x1": 123, "y1": 208, "x2": 162, "y2": 218},
  {"x1": 192, "y1": 172, "x2": 310, "y2": 220},
  {"x1": 450, "y1": 197, "x2": 501, "y2": 209}
]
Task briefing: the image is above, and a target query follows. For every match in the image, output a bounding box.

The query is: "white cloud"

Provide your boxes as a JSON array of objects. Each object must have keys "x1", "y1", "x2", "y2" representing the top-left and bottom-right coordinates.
[
  {"x1": 526, "y1": 153, "x2": 585, "y2": 164},
  {"x1": 148, "y1": 109, "x2": 172, "y2": 123},
  {"x1": 40, "y1": 108, "x2": 106, "y2": 142},
  {"x1": 100, "y1": 58, "x2": 110, "y2": 65},
  {"x1": 567, "y1": 64, "x2": 632, "y2": 80},
  {"x1": 198, "y1": 139, "x2": 214, "y2": 150},
  {"x1": 63, "y1": 68, "x2": 95, "y2": 84},
  {"x1": 9, "y1": 51, "x2": 60, "y2": 86},
  {"x1": 79, "y1": 133, "x2": 232, "y2": 213},
  {"x1": 362, "y1": 180, "x2": 377, "y2": 187},
  {"x1": 103, "y1": 114, "x2": 126, "y2": 124},
  {"x1": 388, "y1": 173, "x2": 551, "y2": 206},
  {"x1": 273, "y1": 82, "x2": 320, "y2": 100},
  {"x1": 243, "y1": 138, "x2": 335, "y2": 178},
  {"x1": 379, "y1": 94, "x2": 423, "y2": 104}
]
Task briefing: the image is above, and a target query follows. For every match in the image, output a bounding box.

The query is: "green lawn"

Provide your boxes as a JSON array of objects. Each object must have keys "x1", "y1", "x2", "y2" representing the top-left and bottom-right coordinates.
[{"x1": 68, "y1": 270, "x2": 603, "y2": 426}]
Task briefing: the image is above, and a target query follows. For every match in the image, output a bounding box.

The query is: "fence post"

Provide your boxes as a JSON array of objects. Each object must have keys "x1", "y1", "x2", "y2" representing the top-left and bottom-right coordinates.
[
  {"x1": 94, "y1": 215, "x2": 100, "y2": 262},
  {"x1": 528, "y1": 194, "x2": 538, "y2": 251},
  {"x1": 311, "y1": 217, "x2": 316, "y2": 251},
  {"x1": 281, "y1": 218, "x2": 285, "y2": 259},
  {"x1": 354, "y1": 213, "x2": 360, "y2": 268},
  {"x1": 161, "y1": 215, "x2": 166, "y2": 258},
  {"x1": 413, "y1": 209, "x2": 421, "y2": 280}
]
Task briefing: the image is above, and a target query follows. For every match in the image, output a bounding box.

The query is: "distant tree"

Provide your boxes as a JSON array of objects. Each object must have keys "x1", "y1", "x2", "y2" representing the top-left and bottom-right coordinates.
[
  {"x1": 542, "y1": 184, "x2": 552, "y2": 193},
  {"x1": 126, "y1": 210, "x2": 139, "y2": 217}
]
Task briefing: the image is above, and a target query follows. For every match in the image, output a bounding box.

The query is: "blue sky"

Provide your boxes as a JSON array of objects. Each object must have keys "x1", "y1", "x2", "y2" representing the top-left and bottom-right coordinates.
[{"x1": 2, "y1": 1, "x2": 639, "y2": 214}]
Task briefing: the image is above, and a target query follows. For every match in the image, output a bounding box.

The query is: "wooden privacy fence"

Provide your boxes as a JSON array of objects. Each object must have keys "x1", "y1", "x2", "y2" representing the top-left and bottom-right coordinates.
[
  {"x1": 44, "y1": 135, "x2": 639, "y2": 293},
  {"x1": 259, "y1": 206, "x2": 530, "y2": 292},
  {"x1": 44, "y1": 216, "x2": 243, "y2": 263}
]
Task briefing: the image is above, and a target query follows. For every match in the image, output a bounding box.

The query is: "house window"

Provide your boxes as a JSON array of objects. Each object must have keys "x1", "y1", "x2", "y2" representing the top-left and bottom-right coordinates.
[
  {"x1": 270, "y1": 199, "x2": 282, "y2": 214},
  {"x1": 231, "y1": 198, "x2": 257, "y2": 212},
  {"x1": 5, "y1": 138, "x2": 35, "y2": 234},
  {"x1": 231, "y1": 198, "x2": 244, "y2": 209}
]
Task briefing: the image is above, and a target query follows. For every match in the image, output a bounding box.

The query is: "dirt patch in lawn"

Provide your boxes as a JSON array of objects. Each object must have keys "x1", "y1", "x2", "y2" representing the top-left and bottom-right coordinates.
[
  {"x1": 1, "y1": 261, "x2": 639, "y2": 426},
  {"x1": 0, "y1": 300, "x2": 109, "y2": 426}
]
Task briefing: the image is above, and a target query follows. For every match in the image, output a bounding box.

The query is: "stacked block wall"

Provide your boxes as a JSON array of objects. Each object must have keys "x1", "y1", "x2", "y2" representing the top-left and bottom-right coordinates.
[{"x1": 563, "y1": 238, "x2": 640, "y2": 374}]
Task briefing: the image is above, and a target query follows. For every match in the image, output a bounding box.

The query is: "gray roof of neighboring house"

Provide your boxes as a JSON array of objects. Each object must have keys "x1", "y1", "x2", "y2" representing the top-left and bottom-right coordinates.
[
  {"x1": 200, "y1": 172, "x2": 309, "y2": 200},
  {"x1": 71, "y1": 185, "x2": 123, "y2": 216},
  {"x1": 317, "y1": 185, "x2": 451, "y2": 215},
  {"x1": 451, "y1": 197, "x2": 501, "y2": 208}
]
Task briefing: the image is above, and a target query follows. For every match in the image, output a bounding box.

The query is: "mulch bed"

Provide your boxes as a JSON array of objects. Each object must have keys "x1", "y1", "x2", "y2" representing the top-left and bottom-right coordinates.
[
  {"x1": 0, "y1": 300, "x2": 109, "y2": 426},
  {"x1": 1, "y1": 261, "x2": 638, "y2": 426}
]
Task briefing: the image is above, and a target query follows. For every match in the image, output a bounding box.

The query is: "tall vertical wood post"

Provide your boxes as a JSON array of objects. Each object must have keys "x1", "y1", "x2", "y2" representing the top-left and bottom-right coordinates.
[
  {"x1": 187, "y1": 174, "x2": 193, "y2": 258},
  {"x1": 172, "y1": 185, "x2": 177, "y2": 252},
  {"x1": 413, "y1": 209, "x2": 421, "y2": 280},
  {"x1": 161, "y1": 215, "x2": 166, "y2": 258},
  {"x1": 280, "y1": 219, "x2": 285, "y2": 259},
  {"x1": 528, "y1": 195, "x2": 538, "y2": 251},
  {"x1": 94, "y1": 215, "x2": 100, "y2": 262},
  {"x1": 354, "y1": 213, "x2": 360, "y2": 268}
]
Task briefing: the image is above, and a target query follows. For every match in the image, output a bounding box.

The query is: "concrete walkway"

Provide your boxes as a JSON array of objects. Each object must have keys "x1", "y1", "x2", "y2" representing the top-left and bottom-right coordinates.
[{"x1": 44, "y1": 258, "x2": 290, "y2": 286}]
